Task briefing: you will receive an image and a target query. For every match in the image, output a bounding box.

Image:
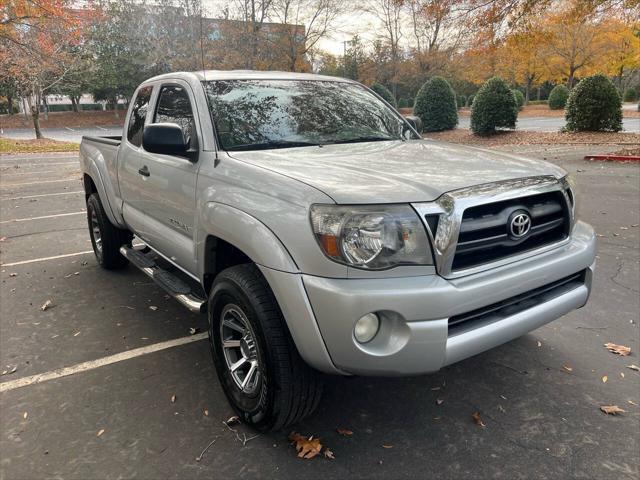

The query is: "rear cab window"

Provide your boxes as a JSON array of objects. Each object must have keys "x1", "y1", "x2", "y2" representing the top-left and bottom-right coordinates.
[{"x1": 127, "y1": 86, "x2": 153, "y2": 147}]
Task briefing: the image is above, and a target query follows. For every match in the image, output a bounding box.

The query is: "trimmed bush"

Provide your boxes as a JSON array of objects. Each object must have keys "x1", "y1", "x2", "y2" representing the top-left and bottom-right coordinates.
[
  {"x1": 512, "y1": 89, "x2": 525, "y2": 110},
  {"x1": 565, "y1": 74, "x2": 622, "y2": 132},
  {"x1": 414, "y1": 76, "x2": 458, "y2": 132},
  {"x1": 470, "y1": 77, "x2": 517, "y2": 136},
  {"x1": 466, "y1": 94, "x2": 474, "y2": 107},
  {"x1": 398, "y1": 97, "x2": 408, "y2": 108},
  {"x1": 370, "y1": 82, "x2": 397, "y2": 108},
  {"x1": 456, "y1": 94, "x2": 466, "y2": 109},
  {"x1": 623, "y1": 87, "x2": 637, "y2": 102},
  {"x1": 548, "y1": 85, "x2": 569, "y2": 110}
]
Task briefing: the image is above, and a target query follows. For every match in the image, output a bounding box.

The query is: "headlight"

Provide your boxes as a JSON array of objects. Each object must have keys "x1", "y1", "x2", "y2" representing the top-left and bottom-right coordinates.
[{"x1": 310, "y1": 204, "x2": 432, "y2": 269}]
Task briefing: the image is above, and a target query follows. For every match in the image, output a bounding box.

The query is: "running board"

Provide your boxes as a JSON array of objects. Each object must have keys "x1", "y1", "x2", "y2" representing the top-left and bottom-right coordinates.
[{"x1": 119, "y1": 245, "x2": 206, "y2": 314}]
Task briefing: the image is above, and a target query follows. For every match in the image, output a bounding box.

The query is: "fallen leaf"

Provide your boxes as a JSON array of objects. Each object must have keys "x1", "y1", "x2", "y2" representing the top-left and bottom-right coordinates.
[
  {"x1": 97, "y1": 429, "x2": 105, "y2": 437},
  {"x1": 73, "y1": 331, "x2": 80, "y2": 337},
  {"x1": 604, "y1": 343, "x2": 631, "y2": 356},
  {"x1": 620, "y1": 372, "x2": 625, "y2": 378},
  {"x1": 289, "y1": 432, "x2": 322, "y2": 459},
  {"x1": 0, "y1": 366, "x2": 17, "y2": 376},
  {"x1": 498, "y1": 405, "x2": 506, "y2": 413},
  {"x1": 9, "y1": 272, "x2": 17, "y2": 277},
  {"x1": 382, "y1": 444, "x2": 394, "y2": 449},
  {"x1": 627, "y1": 364, "x2": 640, "y2": 372},
  {"x1": 189, "y1": 327, "x2": 199, "y2": 335},
  {"x1": 602, "y1": 376, "x2": 608, "y2": 383},
  {"x1": 203, "y1": 410, "x2": 209, "y2": 417},
  {"x1": 323, "y1": 448, "x2": 335, "y2": 459},
  {"x1": 0, "y1": 236, "x2": 6, "y2": 242},
  {"x1": 563, "y1": 364, "x2": 573, "y2": 373},
  {"x1": 472, "y1": 411, "x2": 486, "y2": 427},
  {"x1": 23, "y1": 412, "x2": 28, "y2": 419},
  {"x1": 337, "y1": 428, "x2": 353, "y2": 437},
  {"x1": 628, "y1": 400, "x2": 638, "y2": 406},
  {"x1": 149, "y1": 306, "x2": 158, "y2": 311},
  {"x1": 600, "y1": 405, "x2": 625, "y2": 415},
  {"x1": 436, "y1": 398, "x2": 444, "y2": 405},
  {"x1": 225, "y1": 415, "x2": 240, "y2": 426},
  {"x1": 41, "y1": 300, "x2": 52, "y2": 311},
  {"x1": 171, "y1": 395, "x2": 176, "y2": 403},
  {"x1": 537, "y1": 341, "x2": 542, "y2": 347}
]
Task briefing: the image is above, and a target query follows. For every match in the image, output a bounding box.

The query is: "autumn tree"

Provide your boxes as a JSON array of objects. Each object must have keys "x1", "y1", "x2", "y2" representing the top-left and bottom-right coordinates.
[
  {"x1": 270, "y1": 0, "x2": 343, "y2": 72},
  {"x1": 0, "y1": 0, "x2": 82, "y2": 137}
]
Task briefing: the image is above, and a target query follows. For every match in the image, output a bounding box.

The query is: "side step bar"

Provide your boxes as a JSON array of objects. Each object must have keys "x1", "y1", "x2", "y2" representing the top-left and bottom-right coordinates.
[{"x1": 119, "y1": 245, "x2": 206, "y2": 314}]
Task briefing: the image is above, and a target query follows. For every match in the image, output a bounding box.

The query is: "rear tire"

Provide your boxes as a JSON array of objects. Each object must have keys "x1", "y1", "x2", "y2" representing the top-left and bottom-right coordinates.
[
  {"x1": 208, "y1": 264, "x2": 323, "y2": 432},
  {"x1": 86, "y1": 193, "x2": 132, "y2": 270}
]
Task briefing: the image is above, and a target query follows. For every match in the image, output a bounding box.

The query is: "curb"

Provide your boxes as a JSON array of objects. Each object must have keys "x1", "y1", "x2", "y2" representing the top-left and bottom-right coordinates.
[{"x1": 584, "y1": 155, "x2": 640, "y2": 162}]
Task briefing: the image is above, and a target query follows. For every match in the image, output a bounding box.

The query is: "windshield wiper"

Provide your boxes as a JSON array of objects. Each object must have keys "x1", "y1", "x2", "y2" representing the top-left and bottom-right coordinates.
[
  {"x1": 226, "y1": 140, "x2": 323, "y2": 151},
  {"x1": 330, "y1": 136, "x2": 397, "y2": 145}
]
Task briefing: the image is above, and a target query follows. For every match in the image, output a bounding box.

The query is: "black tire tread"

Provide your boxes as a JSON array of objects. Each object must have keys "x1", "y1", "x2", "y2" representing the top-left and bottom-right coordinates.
[
  {"x1": 214, "y1": 264, "x2": 323, "y2": 431},
  {"x1": 87, "y1": 193, "x2": 132, "y2": 270}
]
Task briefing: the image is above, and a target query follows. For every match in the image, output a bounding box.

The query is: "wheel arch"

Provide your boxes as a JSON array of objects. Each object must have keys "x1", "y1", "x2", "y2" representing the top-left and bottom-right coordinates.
[{"x1": 199, "y1": 202, "x2": 299, "y2": 294}]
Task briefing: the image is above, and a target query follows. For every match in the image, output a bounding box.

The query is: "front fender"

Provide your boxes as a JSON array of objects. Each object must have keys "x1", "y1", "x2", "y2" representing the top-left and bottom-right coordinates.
[{"x1": 197, "y1": 202, "x2": 298, "y2": 279}]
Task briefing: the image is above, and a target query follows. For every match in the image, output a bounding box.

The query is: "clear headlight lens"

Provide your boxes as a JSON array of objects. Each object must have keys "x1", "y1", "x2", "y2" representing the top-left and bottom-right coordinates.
[{"x1": 310, "y1": 204, "x2": 432, "y2": 269}]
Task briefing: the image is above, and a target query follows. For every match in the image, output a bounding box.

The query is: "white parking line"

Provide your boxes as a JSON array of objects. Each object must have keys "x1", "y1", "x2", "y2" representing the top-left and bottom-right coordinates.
[
  {"x1": 1, "y1": 250, "x2": 94, "y2": 267},
  {"x1": 1, "y1": 190, "x2": 84, "y2": 201},
  {"x1": 1, "y1": 170, "x2": 61, "y2": 177},
  {"x1": 0, "y1": 333, "x2": 208, "y2": 393},
  {"x1": 0, "y1": 178, "x2": 79, "y2": 187},
  {"x1": 0, "y1": 211, "x2": 85, "y2": 224}
]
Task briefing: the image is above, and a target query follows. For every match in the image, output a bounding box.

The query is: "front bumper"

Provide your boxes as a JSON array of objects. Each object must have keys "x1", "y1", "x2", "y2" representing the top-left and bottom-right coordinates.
[{"x1": 296, "y1": 220, "x2": 596, "y2": 376}]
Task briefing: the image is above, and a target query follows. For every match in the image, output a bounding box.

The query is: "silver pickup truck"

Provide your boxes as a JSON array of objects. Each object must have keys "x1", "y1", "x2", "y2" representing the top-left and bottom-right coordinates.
[{"x1": 80, "y1": 70, "x2": 596, "y2": 431}]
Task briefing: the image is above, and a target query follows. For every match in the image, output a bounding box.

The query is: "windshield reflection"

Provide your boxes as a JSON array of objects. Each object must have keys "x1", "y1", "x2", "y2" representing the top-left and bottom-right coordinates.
[{"x1": 203, "y1": 80, "x2": 417, "y2": 151}]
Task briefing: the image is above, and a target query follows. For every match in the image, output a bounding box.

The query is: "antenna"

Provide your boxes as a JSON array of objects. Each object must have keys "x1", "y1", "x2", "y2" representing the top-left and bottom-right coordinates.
[{"x1": 199, "y1": 0, "x2": 206, "y2": 80}]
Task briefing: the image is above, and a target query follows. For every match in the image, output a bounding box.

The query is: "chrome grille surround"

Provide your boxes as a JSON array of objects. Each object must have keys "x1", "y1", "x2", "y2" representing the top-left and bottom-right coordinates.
[{"x1": 412, "y1": 176, "x2": 575, "y2": 279}]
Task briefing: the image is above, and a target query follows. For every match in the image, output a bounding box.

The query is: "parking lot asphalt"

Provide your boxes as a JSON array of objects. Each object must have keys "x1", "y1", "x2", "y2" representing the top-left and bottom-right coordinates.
[{"x1": 0, "y1": 148, "x2": 639, "y2": 480}]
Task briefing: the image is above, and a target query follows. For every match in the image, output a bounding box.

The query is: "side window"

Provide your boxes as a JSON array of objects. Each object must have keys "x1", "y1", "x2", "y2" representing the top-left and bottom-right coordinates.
[
  {"x1": 154, "y1": 85, "x2": 195, "y2": 145},
  {"x1": 127, "y1": 86, "x2": 152, "y2": 147}
]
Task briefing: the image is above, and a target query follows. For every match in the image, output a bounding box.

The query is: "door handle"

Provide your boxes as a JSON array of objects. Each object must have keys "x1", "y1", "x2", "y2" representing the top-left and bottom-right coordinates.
[{"x1": 138, "y1": 165, "x2": 150, "y2": 177}]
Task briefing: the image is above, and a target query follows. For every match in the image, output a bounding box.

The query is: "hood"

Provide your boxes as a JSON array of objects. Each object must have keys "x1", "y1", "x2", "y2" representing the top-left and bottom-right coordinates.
[{"x1": 228, "y1": 139, "x2": 566, "y2": 204}]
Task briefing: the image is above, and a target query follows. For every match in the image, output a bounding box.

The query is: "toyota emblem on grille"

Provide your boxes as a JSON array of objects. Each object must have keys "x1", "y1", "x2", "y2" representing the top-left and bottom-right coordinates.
[{"x1": 509, "y1": 211, "x2": 531, "y2": 238}]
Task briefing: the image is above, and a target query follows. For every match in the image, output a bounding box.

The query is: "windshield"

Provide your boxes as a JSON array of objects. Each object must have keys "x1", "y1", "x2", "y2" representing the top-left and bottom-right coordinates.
[{"x1": 202, "y1": 79, "x2": 418, "y2": 151}]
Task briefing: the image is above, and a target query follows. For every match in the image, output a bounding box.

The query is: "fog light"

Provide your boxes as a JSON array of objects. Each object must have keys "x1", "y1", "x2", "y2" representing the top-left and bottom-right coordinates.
[{"x1": 354, "y1": 313, "x2": 380, "y2": 344}]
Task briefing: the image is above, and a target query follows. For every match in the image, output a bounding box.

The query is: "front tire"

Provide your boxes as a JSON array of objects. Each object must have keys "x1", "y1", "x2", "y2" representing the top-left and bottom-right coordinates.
[
  {"x1": 86, "y1": 193, "x2": 132, "y2": 270},
  {"x1": 208, "y1": 264, "x2": 323, "y2": 432}
]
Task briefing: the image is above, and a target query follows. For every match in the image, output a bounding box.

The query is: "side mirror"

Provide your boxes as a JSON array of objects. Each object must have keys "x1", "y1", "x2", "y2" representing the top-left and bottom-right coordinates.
[
  {"x1": 143, "y1": 123, "x2": 194, "y2": 159},
  {"x1": 404, "y1": 115, "x2": 423, "y2": 135}
]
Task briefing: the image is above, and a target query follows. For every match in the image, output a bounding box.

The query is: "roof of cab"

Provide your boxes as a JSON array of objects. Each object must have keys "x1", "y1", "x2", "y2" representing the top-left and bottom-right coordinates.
[{"x1": 144, "y1": 70, "x2": 356, "y2": 84}]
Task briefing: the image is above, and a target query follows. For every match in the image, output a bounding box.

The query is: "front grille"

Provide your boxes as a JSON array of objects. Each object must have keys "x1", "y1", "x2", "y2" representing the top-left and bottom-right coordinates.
[
  {"x1": 451, "y1": 191, "x2": 569, "y2": 271},
  {"x1": 448, "y1": 270, "x2": 586, "y2": 336}
]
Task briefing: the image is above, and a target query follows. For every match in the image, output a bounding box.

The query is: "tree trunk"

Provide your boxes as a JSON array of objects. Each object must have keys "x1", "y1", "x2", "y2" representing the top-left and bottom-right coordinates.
[
  {"x1": 113, "y1": 98, "x2": 119, "y2": 119},
  {"x1": 524, "y1": 77, "x2": 532, "y2": 105},
  {"x1": 30, "y1": 104, "x2": 43, "y2": 139},
  {"x1": 71, "y1": 96, "x2": 79, "y2": 112},
  {"x1": 7, "y1": 94, "x2": 14, "y2": 115}
]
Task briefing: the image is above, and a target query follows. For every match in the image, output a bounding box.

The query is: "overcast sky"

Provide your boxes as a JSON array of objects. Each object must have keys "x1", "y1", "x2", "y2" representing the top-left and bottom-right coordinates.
[{"x1": 201, "y1": 0, "x2": 382, "y2": 55}]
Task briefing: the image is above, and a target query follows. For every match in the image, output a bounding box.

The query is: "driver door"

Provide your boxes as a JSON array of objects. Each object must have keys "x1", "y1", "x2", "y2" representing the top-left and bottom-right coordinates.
[{"x1": 134, "y1": 81, "x2": 200, "y2": 275}]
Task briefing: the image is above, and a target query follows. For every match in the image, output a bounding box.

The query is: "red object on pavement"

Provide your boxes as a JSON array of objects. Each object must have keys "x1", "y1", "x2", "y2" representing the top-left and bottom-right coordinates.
[{"x1": 584, "y1": 155, "x2": 640, "y2": 162}]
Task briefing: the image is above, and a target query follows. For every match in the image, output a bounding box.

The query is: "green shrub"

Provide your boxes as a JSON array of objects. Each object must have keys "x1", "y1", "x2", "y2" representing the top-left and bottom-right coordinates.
[
  {"x1": 470, "y1": 77, "x2": 517, "y2": 136},
  {"x1": 47, "y1": 104, "x2": 73, "y2": 112},
  {"x1": 414, "y1": 76, "x2": 458, "y2": 132},
  {"x1": 565, "y1": 74, "x2": 622, "y2": 132},
  {"x1": 512, "y1": 89, "x2": 525, "y2": 110},
  {"x1": 466, "y1": 95, "x2": 474, "y2": 107},
  {"x1": 548, "y1": 85, "x2": 569, "y2": 110},
  {"x1": 407, "y1": 97, "x2": 414, "y2": 108},
  {"x1": 398, "y1": 97, "x2": 408, "y2": 108},
  {"x1": 623, "y1": 87, "x2": 638, "y2": 102},
  {"x1": 457, "y1": 94, "x2": 466, "y2": 109},
  {"x1": 370, "y1": 82, "x2": 397, "y2": 108},
  {"x1": 528, "y1": 100, "x2": 548, "y2": 105}
]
